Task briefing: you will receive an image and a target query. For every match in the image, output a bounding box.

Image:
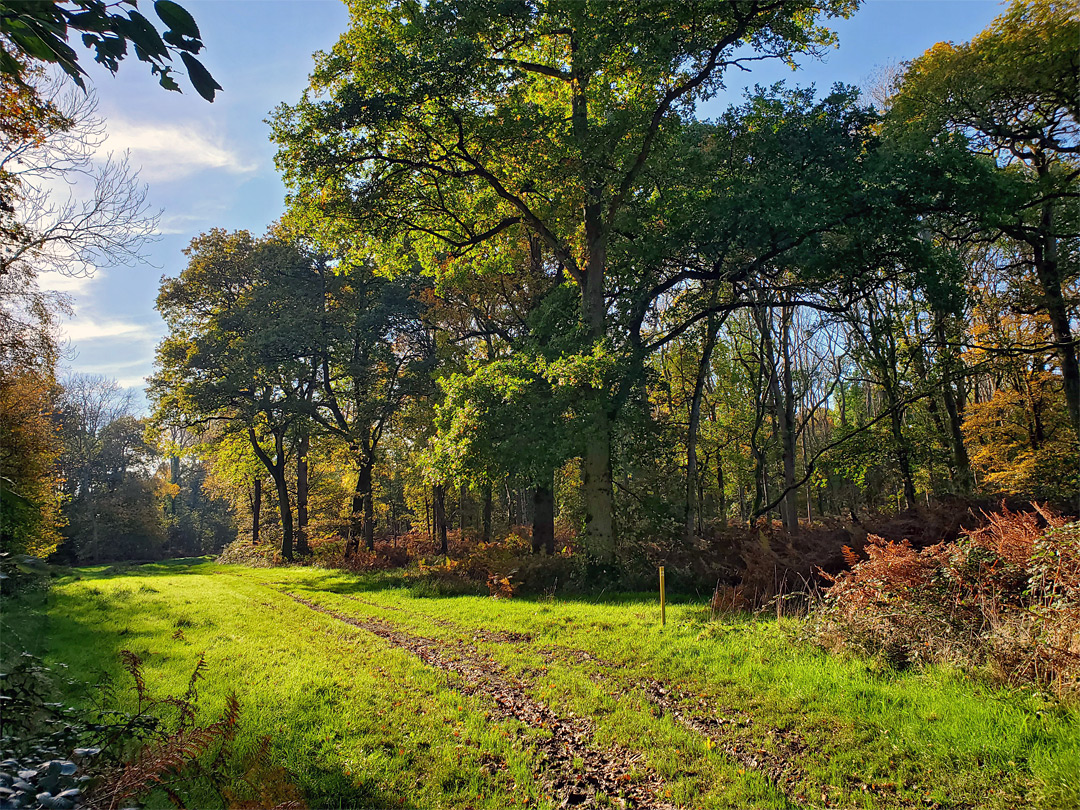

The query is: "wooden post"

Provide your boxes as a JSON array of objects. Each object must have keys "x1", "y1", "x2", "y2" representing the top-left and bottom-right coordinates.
[{"x1": 659, "y1": 566, "x2": 666, "y2": 627}]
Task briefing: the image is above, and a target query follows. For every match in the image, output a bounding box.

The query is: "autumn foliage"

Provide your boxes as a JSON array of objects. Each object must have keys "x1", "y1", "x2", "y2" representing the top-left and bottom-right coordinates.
[{"x1": 819, "y1": 503, "x2": 1080, "y2": 692}]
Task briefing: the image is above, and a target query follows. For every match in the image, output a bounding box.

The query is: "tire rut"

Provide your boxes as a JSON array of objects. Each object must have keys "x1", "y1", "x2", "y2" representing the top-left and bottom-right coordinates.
[
  {"x1": 282, "y1": 592, "x2": 675, "y2": 810},
  {"x1": 316, "y1": 590, "x2": 817, "y2": 807}
]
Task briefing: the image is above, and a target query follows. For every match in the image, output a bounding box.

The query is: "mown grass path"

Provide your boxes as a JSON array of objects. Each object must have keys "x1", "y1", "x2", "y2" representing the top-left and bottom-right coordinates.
[{"x1": 6, "y1": 560, "x2": 1078, "y2": 809}]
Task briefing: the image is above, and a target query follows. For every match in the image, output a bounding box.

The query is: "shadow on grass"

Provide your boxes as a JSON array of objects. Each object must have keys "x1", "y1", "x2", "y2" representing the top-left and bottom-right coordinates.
[
  {"x1": 3, "y1": 584, "x2": 422, "y2": 810},
  {"x1": 70, "y1": 556, "x2": 708, "y2": 610}
]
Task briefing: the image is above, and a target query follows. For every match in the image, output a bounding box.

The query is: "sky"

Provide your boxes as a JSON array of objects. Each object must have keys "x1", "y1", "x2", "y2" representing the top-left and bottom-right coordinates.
[{"x1": 42, "y1": 0, "x2": 1004, "y2": 408}]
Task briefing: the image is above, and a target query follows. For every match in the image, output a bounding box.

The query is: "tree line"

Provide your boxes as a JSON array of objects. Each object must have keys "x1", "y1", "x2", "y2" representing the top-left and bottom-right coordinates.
[{"x1": 4, "y1": 0, "x2": 1076, "y2": 571}]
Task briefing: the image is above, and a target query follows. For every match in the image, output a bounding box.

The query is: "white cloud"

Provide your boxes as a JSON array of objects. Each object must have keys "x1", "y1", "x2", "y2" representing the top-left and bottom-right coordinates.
[
  {"x1": 115, "y1": 375, "x2": 151, "y2": 390},
  {"x1": 62, "y1": 317, "x2": 152, "y2": 343},
  {"x1": 99, "y1": 119, "x2": 258, "y2": 183},
  {"x1": 155, "y1": 211, "x2": 219, "y2": 236},
  {"x1": 36, "y1": 269, "x2": 99, "y2": 295}
]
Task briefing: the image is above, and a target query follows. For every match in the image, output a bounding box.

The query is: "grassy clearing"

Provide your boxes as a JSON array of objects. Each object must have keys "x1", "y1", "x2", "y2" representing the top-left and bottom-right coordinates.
[{"x1": 5, "y1": 560, "x2": 1078, "y2": 809}]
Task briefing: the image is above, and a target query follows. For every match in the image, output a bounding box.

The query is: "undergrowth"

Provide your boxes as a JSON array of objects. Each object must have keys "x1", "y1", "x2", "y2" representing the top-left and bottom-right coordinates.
[{"x1": 816, "y1": 502, "x2": 1080, "y2": 697}]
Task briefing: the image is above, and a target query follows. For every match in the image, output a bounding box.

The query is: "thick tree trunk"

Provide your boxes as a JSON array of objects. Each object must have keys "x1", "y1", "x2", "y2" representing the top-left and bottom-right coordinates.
[
  {"x1": 582, "y1": 417, "x2": 615, "y2": 565},
  {"x1": 481, "y1": 483, "x2": 492, "y2": 544},
  {"x1": 344, "y1": 447, "x2": 376, "y2": 556},
  {"x1": 247, "y1": 428, "x2": 292, "y2": 560},
  {"x1": 1034, "y1": 220, "x2": 1080, "y2": 445},
  {"x1": 296, "y1": 434, "x2": 310, "y2": 556},
  {"x1": 364, "y1": 477, "x2": 375, "y2": 552},
  {"x1": 579, "y1": 217, "x2": 616, "y2": 567},
  {"x1": 251, "y1": 478, "x2": 261, "y2": 545},
  {"x1": 532, "y1": 478, "x2": 555, "y2": 555},
  {"x1": 346, "y1": 487, "x2": 362, "y2": 557},
  {"x1": 434, "y1": 484, "x2": 448, "y2": 556},
  {"x1": 272, "y1": 468, "x2": 293, "y2": 562},
  {"x1": 887, "y1": 399, "x2": 918, "y2": 510},
  {"x1": 686, "y1": 315, "x2": 718, "y2": 543}
]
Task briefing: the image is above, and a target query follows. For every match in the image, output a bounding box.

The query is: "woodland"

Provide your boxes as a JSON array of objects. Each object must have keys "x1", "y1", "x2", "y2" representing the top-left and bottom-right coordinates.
[
  {"x1": 1, "y1": 1, "x2": 1079, "y2": 808},
  {"x1": 3, "y1": 0, "x2": 1078, "y2": 575}
]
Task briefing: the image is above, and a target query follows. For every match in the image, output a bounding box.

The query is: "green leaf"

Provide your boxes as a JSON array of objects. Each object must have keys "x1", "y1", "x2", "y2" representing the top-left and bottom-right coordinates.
[
  {"x1": 155, "y1": 0, "x2": 201, "y2": 39},
  {"x1": 180, "y1": 52, "x2": 221, "y2": 101},
  {"x1": 123, "y1": 10, "x2": 169, "y2": 59},
  {"x1": 162, "y1": 29, "x2": 202, "y2": 54}
]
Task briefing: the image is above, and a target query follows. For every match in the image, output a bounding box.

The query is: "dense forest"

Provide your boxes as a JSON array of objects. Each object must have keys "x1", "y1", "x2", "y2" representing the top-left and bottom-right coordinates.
[{"x1": 3, "y1": 0, "x2": 1077, "y2": 583}]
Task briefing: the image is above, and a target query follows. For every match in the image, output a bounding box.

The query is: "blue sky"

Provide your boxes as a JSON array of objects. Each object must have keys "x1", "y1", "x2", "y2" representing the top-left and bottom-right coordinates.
[{"x1": 46, "y1": 0, "x2": 1003, "y2": 406}]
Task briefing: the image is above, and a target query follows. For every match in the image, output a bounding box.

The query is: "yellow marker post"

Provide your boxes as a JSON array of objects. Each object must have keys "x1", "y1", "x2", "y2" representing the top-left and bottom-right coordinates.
[{"x1": 659, "y1": 565, "x2": 666, "y2": 627}]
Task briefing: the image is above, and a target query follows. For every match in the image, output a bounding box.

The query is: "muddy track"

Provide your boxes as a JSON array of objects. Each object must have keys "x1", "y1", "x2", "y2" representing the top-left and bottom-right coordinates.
[
  {"x1": 307, "y1": 590, "x2": 825, "y2": 807},
  {"x1": 282, "y1": 592, "x2": 675, "y2": 810},
  {"x1": 328, "y1": 593, "x2": 817, "y2": 806},
  {"x1": 240, "y1": 576, "x2": 814, "y2": 806},
  {"x1": 638, "y1": 680, "x2": 812, "y2": 806}
]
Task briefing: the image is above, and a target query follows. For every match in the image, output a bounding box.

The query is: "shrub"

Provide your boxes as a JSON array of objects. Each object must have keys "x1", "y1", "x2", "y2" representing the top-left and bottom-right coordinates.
[{"x1": 817, "y1": 503, "x2": 1080, "y2": 693}]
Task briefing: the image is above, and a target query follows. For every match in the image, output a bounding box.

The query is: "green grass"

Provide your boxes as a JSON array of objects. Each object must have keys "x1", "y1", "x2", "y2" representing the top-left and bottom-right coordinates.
[{"x1": 5, "y1": 560, "x2": 1078, "y2": 809}]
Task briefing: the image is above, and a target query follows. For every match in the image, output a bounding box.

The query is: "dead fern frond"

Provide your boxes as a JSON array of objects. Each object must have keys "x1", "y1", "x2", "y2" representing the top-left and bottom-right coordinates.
[{"x1": 119, "y1": 649, "x2": 146, "y2": 701}]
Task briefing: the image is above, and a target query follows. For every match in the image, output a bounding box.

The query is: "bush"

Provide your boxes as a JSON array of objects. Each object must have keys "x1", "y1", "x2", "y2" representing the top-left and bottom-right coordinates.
[{"x1": 816, "y1": 503, "x2": 1080, "y2": 693}]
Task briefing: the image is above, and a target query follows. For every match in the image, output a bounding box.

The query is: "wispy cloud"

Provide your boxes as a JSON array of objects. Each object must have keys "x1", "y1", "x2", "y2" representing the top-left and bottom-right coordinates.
[
  {"x1": 155, "y1": 211, "x2": 221, "y2": 236},
  {"x1": 62, "y1": 317, "x2": 153, "y2": 343},
  {"x1": 99, "y1": 119, "x2": 259, "y2": 183},
  {"x1": 36, "y1": 269, "x2": 99, "y2": 295}
]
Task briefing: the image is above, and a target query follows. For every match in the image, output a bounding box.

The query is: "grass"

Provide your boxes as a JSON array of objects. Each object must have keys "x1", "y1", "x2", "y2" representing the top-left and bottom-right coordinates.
[{"x1": 5, "y1": 559, "x2": 1078, "y2": 809}]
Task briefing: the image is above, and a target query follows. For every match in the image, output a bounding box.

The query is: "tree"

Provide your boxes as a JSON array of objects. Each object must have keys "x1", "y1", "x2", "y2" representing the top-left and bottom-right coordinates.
[
  {"x1": 272, "y1": 0, "x2": 858, "y2": 565},
  {"x1": 1, "y1": 70, "x2": 157, "y2": 547},
  {"x1": 0, "y1": 0, "x2": 220, "y2": 101},
  {"x1": 151, "y1": 229, "x2": 322, "y2": 561},
  {"x1": 0, "y1": 356, "x2": 63, "y2": 558},
  {"x1": 887, "y1": 0, "x2": 1080, "y2": 443},
  {"x1": 1, "y1": 71, "x2": 156, "y2": 281},
  {"x1": 431, "y1": 354, "x2": 576, "y2": 555},
  {"x1": 308, "y1": 258, "x2": 431, "y2": 554}
]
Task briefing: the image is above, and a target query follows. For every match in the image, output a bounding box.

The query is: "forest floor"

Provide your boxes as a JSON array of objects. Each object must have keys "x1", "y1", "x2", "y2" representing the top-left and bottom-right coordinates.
[{"x1": 6, "y1": 560, "x2": 1078, "y2": 810}]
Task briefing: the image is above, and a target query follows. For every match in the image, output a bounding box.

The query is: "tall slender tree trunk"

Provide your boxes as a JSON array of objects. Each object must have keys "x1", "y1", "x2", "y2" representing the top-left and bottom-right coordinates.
[
  {"x1": 686, "y1": 314, "x2": 719, "y2": 543},
  {"x1": 714, "y1": 460, "x2": 727, "y2": 529},
  {"x1": 934, "y1": 312, "x2": 972, "y2": 492},
  {"x1": 481, "y1": 483, "x2": 492, "y2": 544},
  {"x1": 169, "y1": 456, "x2": 180, "y2": 516},
  {"x1": 885, "y1": 393, "x2": 917, "y2": 510},
  {"x1": 296, "y1": 433, "x2": 310, "y2": 556},
  {"x1": 251, "y1": 478, "x2": 261, "y2": 545},
  {"x1": 759, "y1": 306, "x2": 798, "y2": 532},
  {"x1": 1033, "y1": 209, "x2": 1080, "y2": 444},
  {"x1": 532, "y1": 475, "x2": 555, "y2": 555},
  {"x1": 779, "y1": 307, "x2": 798, "y2": 532},
  {"x1": 434, "y1": 484, "x2": 448, "y2": 556}
]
